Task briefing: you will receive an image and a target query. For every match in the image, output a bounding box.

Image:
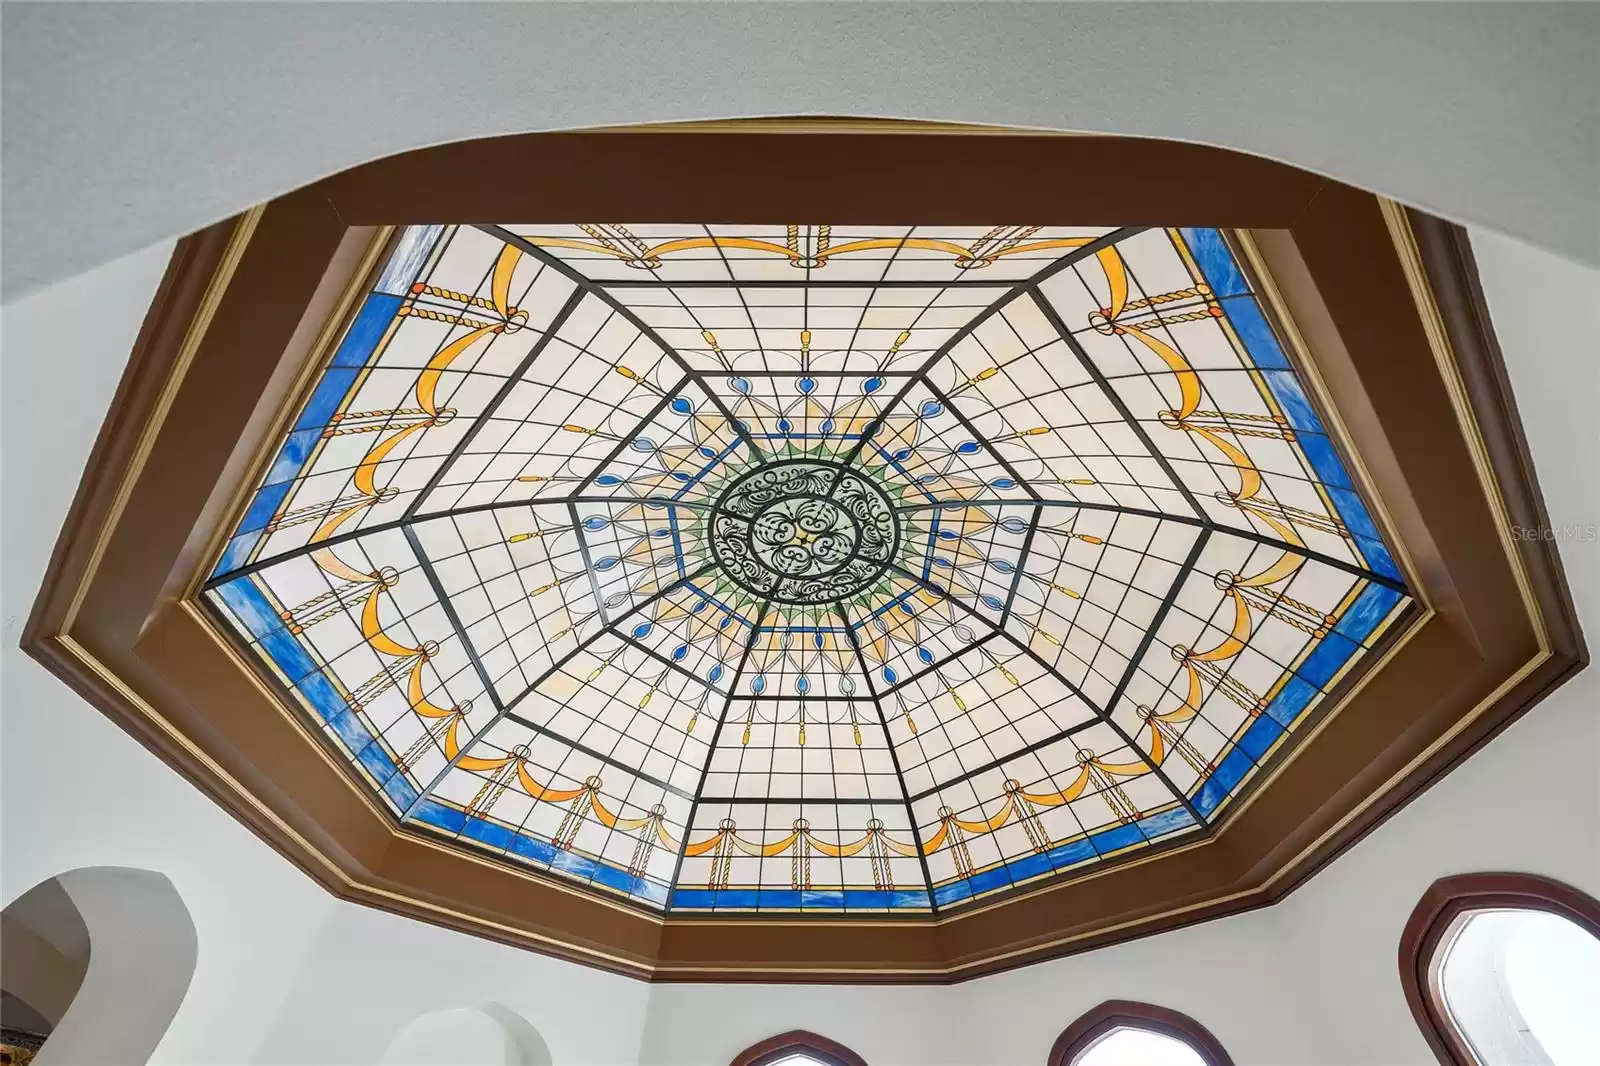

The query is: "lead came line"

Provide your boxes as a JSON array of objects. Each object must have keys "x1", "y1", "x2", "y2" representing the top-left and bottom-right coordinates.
[{"x1": 208, "y1": 223, "x2": 1407, "y2": 915}]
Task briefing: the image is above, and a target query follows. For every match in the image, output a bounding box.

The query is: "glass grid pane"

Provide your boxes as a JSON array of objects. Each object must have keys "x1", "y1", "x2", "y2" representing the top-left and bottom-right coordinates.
[{"x1": 207, "y1": 223, "x2": 1410, "y2": 913}]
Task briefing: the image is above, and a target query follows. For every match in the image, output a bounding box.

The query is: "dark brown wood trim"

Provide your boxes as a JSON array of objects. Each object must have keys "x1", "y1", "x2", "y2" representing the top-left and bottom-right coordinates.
[
  {"x1": 22, "y1": 129, "x2": 1586, "y2": 982},
  {"x1": 16, "y1": 218, "x2": 337, "y2": 880},
  {"x1": 1049, "y1": 1000, "x2": 1234, "y2": 1066},
  {"x1": 1399, "y1": 873, "x2": 1600, "y2": 1065},
  {"x1": 319, "y1": 132, "x2": 1328, "y2": 228},
  {"x1": 1403, "y1": 212, "x2": 1587, "y2": 668},
  {"x1": 731, "y1": 1030, "x2": 869, "y2": 1066}
]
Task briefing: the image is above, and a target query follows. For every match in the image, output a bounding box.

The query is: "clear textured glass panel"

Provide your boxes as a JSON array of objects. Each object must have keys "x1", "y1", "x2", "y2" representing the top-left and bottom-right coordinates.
[
  {"x1": 1441, "y1": 909, "x2": 1600, "y2": 1066},
  {"x1": 1073, "y1": 1027, "x2": 1207, "y2": 1066}
]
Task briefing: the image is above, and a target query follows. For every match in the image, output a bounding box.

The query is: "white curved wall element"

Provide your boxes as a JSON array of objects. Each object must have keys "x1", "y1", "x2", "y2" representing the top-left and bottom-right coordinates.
[
  {"x1": 379, "y1": 1005, "x2": 553, "y2": 1066},
  {"x1": 1, "y1": 879, "x2": 90, "y2": 1029},
  {"x1": 2, "y1": 3, "x2": 1597, "y2": 299},
  {"x1": 381, "y1": 1007, "x2": 536, "y2": 1066},
  {"x1": 29, "y1": 867, "x2": 197, "y2": 1066},
  {"x1": 249, "y1": 903, "x2": 645, "y2": 1066},
  {"x1": 480, "y1": 1003, "x2": 555, "y2": 1066}
]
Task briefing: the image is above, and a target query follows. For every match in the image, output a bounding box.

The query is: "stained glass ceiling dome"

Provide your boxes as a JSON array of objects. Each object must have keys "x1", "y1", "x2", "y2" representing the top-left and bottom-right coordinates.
[{"x1": 206, "y1": 223, "x2": 1408, "y2": 914}]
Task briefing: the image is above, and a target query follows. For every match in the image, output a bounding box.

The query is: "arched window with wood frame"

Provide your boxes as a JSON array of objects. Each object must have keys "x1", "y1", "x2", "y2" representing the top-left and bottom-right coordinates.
[
  {"x1": 1050, "y1": 1001, "x2": 1233, "y2": 1066},
  {"x1": 731, "y1": 1030, "x2": 868, "y2": 1066},
  {"x1": 1400, "y1": 872, "x2": 1600, "y2": 1065}
]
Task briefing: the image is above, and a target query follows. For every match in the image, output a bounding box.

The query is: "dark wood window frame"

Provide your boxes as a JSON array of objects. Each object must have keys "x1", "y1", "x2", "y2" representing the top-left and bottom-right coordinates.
[
  {"x1": 1399, "y1": 872, "x2": 1600, "y2": 1065},
  {"x1": 731, "y1": 1030, "x2": 869, "y2": 1066},
  {"x1": 1050, "y1": 1000, "x2": 1233, "y2": 1066},
  {"x1": 22, "y1": 124, "x2": 1586, "y2": 982}
]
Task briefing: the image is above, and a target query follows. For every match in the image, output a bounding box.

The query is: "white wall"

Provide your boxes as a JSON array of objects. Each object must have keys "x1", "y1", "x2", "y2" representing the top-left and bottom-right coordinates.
[
  {"x1": 1262, "y1": 231, "x2": 1600, "y2": 1066},
  {"x1": 637, "y1": 912, "x2": 1325, "y2": 1066},
  {"x1": 255, "y1": 904, "x2": 648, "y2": 1066},
  {"x1": 4, "y1": 223, "x2": 1592, "y2": 1066},
  {"x1": 3, "y1": 3, "x2": 1598, "y2": 298},
  {"x1": 0, "y1": 241, "x2": 342, "y2": 1066},
  {"x1": 0, "y1": 239, "x2": 653, "y2": 1066},
  {"x1": 637, "y1": 677, "x2": 1600, "y2": 1066}
]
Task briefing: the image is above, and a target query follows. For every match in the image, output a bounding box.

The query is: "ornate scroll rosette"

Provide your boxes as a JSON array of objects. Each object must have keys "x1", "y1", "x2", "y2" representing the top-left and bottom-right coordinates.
[{"x1": 709, "y1": 459, "x2": 900, "y2": 606}]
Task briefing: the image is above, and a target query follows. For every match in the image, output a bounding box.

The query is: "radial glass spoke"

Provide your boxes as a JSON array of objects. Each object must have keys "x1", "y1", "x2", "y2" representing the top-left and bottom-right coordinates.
[{"x1": 205, "y1": 222, "x2": 1411, "y2": 914}]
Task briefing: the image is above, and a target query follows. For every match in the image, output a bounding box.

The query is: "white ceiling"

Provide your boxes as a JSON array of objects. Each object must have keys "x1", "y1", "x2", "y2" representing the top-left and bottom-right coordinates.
[{"x1": 3, "y1": 2, "x2": 1597, "y2": 300}]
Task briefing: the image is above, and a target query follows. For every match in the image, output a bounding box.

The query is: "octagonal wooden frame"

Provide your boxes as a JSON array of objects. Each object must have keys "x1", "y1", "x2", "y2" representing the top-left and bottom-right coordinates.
[{"x1": 23, "y1": 126, "x2": 1584, "y2": 982}]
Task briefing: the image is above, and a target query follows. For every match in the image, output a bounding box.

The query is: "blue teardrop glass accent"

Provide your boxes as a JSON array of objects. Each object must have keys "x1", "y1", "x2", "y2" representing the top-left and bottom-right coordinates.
[
  {"x1": 918, "y1": 647, "x2": 934, "y2": 664},
  {"x1": 865, "y1": 377, "x2": 884, "y2": 394},
  {"x1": 990, "y1": 559, "x2": 1015, "y2": 573},
  {"x1": 735, "y1": 420, "x2": 750, "y2": 433},
  {"x1": 820, "y1": 419, "x2": 834, "y2": 434},
  {"x1": 631, "y1": 437, "x2": 656, "y2": 452},
  {"x1": 899, "y1": 602, "x2": 915, "y2": 615},
  {"x1": 797, "y1": 677, "x2": 810, "y2": 694},
  {"x1": 633, "y1": 623, "x2": 652, "y2": 638},
  {"x1": 883, "y1": 667, "x2": 898, "y2": 683},
  {"x1": 982, "y1": 594, "x2": 1004, "y2": 610},
  {"x1": 813, "y1": 631, "x2": 825, "y2": 648},
  {"x1": 583, "y1": 516, "x2": 608, "y2": 530},
  {"x1": 920, "y1": 400, "x2": 943, "y2": 418},
  {"x1": 651, "y1": 528, "x2": 670, "y2": 538},
  {"x1": 700, "y1": 446, "x2": 717, "y2": 458},
  {"x1": 670, "y1": 471, "x2": 690, "y2": 481},
  {"x1": 709, "y1": 664, "x2": 724, "y2": 682},
  {"x1": 778, "y1": 418, "x2": 792, "y2": 434},
  {"x1": 933, "y1": 557, "x2": 952, "y2": 568},
  {"x1": 894, "y1": 448, "x2": 912, "y2": 461},
  {"x1": 992, "y1": 477, "x2": 1016, "y2": 489},
  {"x1": 672, "y1": 644, "x2": 688, "y2": 660},
  {"x1": 670, "y1": 397, "x2": 693, "y2": 415},
  {"x1": 799, "y1": 377, "x2": 816, "y2": 394},
  {"x1": 938, "y1": 529, "x2": 957, "y2": 540},
  {"x1": 956, "y1": 441, "x2": 980, "y2": 455},
  {"x1": 692, "y1": 598, "x2": 709, "y2": 613},
  {"x1": 751, "y1": 675, "x2": 766, "y2": 694},
  {"x1": 596, "y1": 475, "x2": 621, "y2": 486},
  {"x1": 731, "y1": 377, "x2": 751, "y2": 394},
  {"x1": 596, "y1": 557, "x2": 619, "y2": 570},
  {"x1": 999, "y1": 516, "x2": 1028, "y2": 534}
]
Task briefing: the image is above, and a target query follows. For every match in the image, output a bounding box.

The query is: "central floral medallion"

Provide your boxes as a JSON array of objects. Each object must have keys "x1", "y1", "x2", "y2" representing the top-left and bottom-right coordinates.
[{"x1": 709, "y1": 459, "x2": 900, "y2": 605}]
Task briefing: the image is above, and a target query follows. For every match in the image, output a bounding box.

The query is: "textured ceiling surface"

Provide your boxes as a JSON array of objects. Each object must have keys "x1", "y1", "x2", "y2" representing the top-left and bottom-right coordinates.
[
  {"x1": 8, "y1": 4, "x2": 1598, "y2": 299},
  {"x1": 205, "y1": 224, "x2": 1408, "y2": 913}
]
